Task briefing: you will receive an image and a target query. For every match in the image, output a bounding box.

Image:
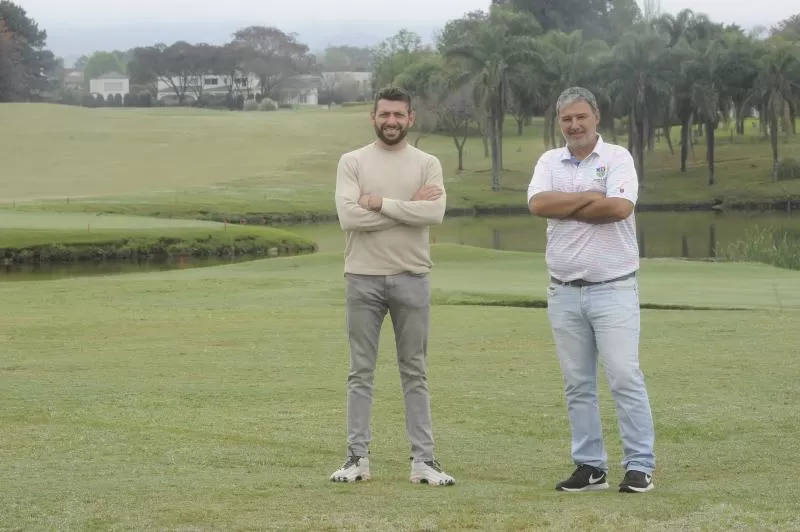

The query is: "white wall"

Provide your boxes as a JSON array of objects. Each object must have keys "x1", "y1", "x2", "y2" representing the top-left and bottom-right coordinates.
[{"x1": 89, "y1": 78, "x2": 130, "y2": 98}]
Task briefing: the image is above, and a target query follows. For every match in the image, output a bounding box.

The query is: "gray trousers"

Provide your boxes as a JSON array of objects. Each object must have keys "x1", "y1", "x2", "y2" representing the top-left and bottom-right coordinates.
[{"x1": 344, "y1": 272, "x2": 435, "y2": 461}]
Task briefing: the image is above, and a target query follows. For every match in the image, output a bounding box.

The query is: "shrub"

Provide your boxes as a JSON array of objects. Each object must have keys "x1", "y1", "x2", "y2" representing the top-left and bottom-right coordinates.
[
  {"x1": 259, "y1": 98, "x2": 278, "y2": 111},
  {"x1": 59, "y1": 87, "x2": 81, "y2": 106},
  {"x1": 138, "y1": 92, "x2": 152, "y2": 107},
  {"x1": 243, "y1": 99, "x2": 259, "y2": 111},
  {"x1": 723, "y1": 225, "x2": 800, "y2": 270},
  {"x1": 777, "y1": 158, "x2": 800, "y2": 181}
]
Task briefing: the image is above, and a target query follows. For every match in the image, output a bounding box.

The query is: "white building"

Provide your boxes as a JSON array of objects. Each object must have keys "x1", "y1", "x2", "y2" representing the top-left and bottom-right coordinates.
[
  {"x1": 156, "y1": 73, "x2": 260, "y2": 104},
  {"x1": 154, "y1": 70, "x2": 372, "y2": 107},
  {"x1": 89, "y1": 72, "x2": 130, "y2": 99}
]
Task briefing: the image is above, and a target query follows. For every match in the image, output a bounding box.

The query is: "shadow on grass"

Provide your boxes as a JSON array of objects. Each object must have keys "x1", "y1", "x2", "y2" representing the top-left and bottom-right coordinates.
[{"x1": 433, "y1": 291, "x2": 750, "y2": 311}]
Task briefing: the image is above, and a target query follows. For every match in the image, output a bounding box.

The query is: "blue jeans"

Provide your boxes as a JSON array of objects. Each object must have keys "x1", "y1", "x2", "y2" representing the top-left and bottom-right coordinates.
[{"x1": 546, "y1": 275, "x2": 655, "y2": 475}]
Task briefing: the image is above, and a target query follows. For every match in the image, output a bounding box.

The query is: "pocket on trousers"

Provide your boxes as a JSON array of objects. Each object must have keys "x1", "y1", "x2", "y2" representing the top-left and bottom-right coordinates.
[{"x1": 393, "y1": 273, "x2": 429, "y2": 308}]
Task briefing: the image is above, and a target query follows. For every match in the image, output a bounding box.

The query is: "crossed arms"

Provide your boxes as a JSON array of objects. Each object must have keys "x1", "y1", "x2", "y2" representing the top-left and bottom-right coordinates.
[
  {"x1": 334, "y1": 155, "x2": 446, "y2": 232},
  {"x1": 528, "y1": 192, "x2": 633, "y2": 224},
  {"x1": 527, "y1": 151, "x2": 637, "y2": 224}
]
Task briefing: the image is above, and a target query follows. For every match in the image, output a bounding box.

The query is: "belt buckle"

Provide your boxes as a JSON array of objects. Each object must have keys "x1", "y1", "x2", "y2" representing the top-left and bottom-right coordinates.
[{"x1": 560, "y1": 278, "x2": 588, "y2": 287}]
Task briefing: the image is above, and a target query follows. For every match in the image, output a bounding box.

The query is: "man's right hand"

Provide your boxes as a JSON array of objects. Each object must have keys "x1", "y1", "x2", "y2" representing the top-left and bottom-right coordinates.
[
  {"x1": 529, "y1": 190, "x2": 606, "y2": 219},
  {"x1": 583, "y1": 191, "x2": 606, "y2": 201},
  {"x1": 412, "y1": 185, "x2": 443, "y2": 201}
]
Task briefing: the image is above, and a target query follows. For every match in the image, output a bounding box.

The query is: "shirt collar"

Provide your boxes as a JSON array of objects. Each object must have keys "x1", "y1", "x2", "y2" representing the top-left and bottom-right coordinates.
[{"x1": 561, "y1": 134, "x2": 605, "y2": 164}]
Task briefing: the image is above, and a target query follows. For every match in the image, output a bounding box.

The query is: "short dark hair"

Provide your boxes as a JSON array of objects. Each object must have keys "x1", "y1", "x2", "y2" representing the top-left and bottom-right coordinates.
[{"x1": 373, "y1": 87, "x2": 412, "y2": 113}]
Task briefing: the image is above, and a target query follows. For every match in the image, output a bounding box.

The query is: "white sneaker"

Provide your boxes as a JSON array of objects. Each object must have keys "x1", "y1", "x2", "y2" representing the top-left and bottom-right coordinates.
[
  {"x1": 410, "y1": 459, "x2": 455, "y2": 486},
  {"x1": 330, "y1": 456, "x2": 370, "y2": 482}
]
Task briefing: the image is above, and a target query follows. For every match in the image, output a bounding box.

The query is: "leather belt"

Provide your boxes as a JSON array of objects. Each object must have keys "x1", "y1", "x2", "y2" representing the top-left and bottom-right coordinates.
[{"x1": 550, "y1": 271, "x2": 637, "y2": 288}]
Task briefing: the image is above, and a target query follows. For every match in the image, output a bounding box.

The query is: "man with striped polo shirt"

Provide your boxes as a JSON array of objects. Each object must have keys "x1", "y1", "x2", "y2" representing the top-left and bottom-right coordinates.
[{"x1": 527, "y1": 87, "x2": 656, "y2": 493}]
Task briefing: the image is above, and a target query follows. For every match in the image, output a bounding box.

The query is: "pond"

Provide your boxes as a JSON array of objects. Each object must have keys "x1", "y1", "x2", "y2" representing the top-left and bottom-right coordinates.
[
  {"x1": 2, "y1": 211, "x2": 797, "y2": 281},
  {"x1": 0, "y1": 255, "x2": 257, "y2": 282},
  {"x1": 289, "y1": 211, "x2": 800, "y2": 259}
]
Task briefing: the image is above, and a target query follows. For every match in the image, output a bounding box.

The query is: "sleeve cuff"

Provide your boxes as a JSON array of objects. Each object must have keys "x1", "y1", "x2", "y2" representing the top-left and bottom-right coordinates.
[{"x1": 379, "y1": 198, "x2": 398, "y2": 216}]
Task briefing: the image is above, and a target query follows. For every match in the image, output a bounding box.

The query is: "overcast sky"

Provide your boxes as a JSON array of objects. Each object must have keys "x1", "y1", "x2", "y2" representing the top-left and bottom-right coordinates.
[
  {"x1": 14, "y1": 0, "x2": 797, "y2": 61},
  {"x1": 18, "y1": 0, "x2": 797, "y2": 28}
]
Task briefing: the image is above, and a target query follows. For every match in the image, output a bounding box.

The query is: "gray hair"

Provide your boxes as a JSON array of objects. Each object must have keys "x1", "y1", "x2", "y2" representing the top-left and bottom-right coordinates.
[{"x1": 556, "y1": 86, "x2": 599, "y2": 116}]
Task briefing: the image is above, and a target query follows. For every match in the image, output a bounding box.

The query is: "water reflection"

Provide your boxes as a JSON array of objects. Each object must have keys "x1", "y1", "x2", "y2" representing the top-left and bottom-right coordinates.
[
  {"x1": 4, "y1": 211, "x2": 798, "y2": 281},
  {"x1": 639, "y1": 223, "x2": 719, "y2": 258},
  {"x1": 289, "y1": 211, "x2": 800, "y2": 259},
  {"x1": 0, "y1": 256, "x2": 257, "y2": 282}
]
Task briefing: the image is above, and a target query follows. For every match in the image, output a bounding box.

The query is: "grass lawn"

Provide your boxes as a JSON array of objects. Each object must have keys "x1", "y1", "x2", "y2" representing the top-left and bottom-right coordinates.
[
  {"x1": 1, "y1": 245, "x2": 798, "y2": 530},
  {"x1": 0, "y1": 212, "x2": 315, "y2": 263},
  {"x1": 2, "y1": 104, "x2": 799, "y2": 222}
]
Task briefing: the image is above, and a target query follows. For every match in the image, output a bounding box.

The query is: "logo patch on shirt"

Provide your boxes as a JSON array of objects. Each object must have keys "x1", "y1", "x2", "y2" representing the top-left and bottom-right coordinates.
[{"x1": 595, "y1": 165, "x2": 607, "y2": 178}]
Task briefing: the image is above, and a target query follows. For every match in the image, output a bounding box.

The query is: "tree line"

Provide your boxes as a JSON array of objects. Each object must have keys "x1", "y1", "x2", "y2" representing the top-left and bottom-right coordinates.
[
  {"x1": 1, "y1": 0, "x2": 377, "y2": 109},
  {"x1": 0, "y1": 0, "x2": 56, "y2": 102},
  {"x1": 372, "y1": 1, "x2": 800, "y2": 188},
  {"x1": 2, "y1": 0, "x2": 799, "y2": 185}
]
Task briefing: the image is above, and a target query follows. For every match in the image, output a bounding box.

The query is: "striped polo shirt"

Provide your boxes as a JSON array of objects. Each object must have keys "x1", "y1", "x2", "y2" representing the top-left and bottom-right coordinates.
[{"x1": 527, "y1": 136, "x2": 640, "y2": 283}]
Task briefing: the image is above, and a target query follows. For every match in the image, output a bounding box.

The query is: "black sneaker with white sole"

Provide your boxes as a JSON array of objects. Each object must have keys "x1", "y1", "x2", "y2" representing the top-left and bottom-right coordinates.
[
  {"x1": 555, "y1": 464, "x2": 609, "y2": 492},
  {"x1": 618, "y1": 470, "x2": 654, "y2": 493}
]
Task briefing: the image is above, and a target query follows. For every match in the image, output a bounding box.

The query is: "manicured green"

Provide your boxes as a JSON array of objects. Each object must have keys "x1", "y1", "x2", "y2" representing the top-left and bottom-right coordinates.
[
  {"x1": 0, "y1": 212, "x2": 316, "y2": 263},
  {"x1": 2, "y1": 104, "x2": 799, "y2": 224},
  {"x1": 1, "y1": 245, "x2": 798, "y2": 530}
]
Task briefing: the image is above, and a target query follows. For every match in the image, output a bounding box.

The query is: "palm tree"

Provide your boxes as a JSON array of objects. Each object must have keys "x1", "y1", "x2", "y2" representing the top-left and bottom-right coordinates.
[
  {"x1": 606, "y1": 29, "x2": 679, "y2": 183},
  {"x1": 714, "y1": 32, "x2": 759, "y2": 136},
  {"x1": 535, "y1": 30, "x2": 609, "y2": 149},
  {"x1": 686, "y1": 38, "x2": 731, "y2": 186},
  {"x1": 749, "y1": 40, "x2": 800, "y2": 179},
  {"x1": 656, "y1": 10, "x2": 724, "y2": 172},
  {"x1": 442, "y1": 5, "x2": 542, "y2": 191}
]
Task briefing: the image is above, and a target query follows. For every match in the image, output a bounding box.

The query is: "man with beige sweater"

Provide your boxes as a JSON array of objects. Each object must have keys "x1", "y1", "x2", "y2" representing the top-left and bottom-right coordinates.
[{"x1": 330, "y1": 87, "x2": 455, "y2": 486}]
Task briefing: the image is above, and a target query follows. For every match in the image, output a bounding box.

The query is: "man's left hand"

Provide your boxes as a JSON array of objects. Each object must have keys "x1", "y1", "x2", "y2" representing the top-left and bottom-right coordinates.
[{"x1": 359, "y1": 194, "x2": 382, "y2": 211}]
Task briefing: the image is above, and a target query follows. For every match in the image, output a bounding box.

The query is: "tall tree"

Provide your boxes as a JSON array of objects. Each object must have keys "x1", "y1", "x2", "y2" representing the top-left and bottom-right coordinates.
[
  {"x1": 0, "y1": 0, "x2": 55, "y2": 99},
  {"x1": 0, "y1": 19, "x2": 21, "y2": 100},
  {"x1": 606, "y1": 28, "x2": 679, "y2": 183},
  {"x1": 657, "y1": 9, "x2": 724, "y2": 172},
  {"x1": 428, "y1": 78, "x2": 479, "y2": 172},
  {"x1": 686, "y1": 38, "x2": 732, "y2": 186},
  {"x1": 536, "y1": 30, "x2": 610, "y2": 148},
  {"x1": 442, "y1": 5, "x2": 542, "y2": 191},
  {"x1": 371, "y1": 29, "x2": 431, "y2": 91},
  {"x1": 750, "y1": 40, "x2": 800, "y2": 179},
  {"x1": 232, "y1": 26, "x2": 314, "y2": 100},
  {"x1": 83, "y1": 51, "x2": 125, "y2": 86},
  {"x1": 500, "y1": 0, "x2": 607, "y2": 37},
  {"x1": 771, "y1": 13, "x2": 800, "y2": 41},
  {"x1": 127, "y1": 42, "x2": 198, "y2": 104},
  {"x1": 319, "y1": 45, "x2": 373, "y2": 72},
  {"x1": 716, "y1": 31, "x2": 759, "y2": 135}
]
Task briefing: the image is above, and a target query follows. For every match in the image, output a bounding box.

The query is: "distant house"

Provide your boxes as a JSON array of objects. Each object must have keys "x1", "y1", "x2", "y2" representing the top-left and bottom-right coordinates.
[
  {"x1": 319, "y1": 71, "x2": 373, "y2": 103},
  {"x1": 156, "y1": 72, "x2": 324, "y2": 107},
  {"x1": 279, "y1": 74, "x2": 320, "y2": 106},
  {"x1": 62, "y1": 68, "x2": 85, "y2": 90},
  {"x1": 153, "y1": 70, "x2": 373, "y2": 107},
  {"x1": 89, "y1": 72, "x2": 130, "y2": 99},
  {"x1": 156, "y1": 73, "x2": 259, "y2": 104}
]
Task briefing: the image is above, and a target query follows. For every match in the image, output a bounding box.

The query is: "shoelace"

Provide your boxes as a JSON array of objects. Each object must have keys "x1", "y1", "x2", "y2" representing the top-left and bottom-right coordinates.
[
  {"x1": 424, "y1": 459, "x2": 443, "y2": 472},
  {"x1": 574, "y1": 464, "x2": 599, "y2": 478},
  {"x1": 340, "y1": 456, "x2": 361, "y2": 469}
]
